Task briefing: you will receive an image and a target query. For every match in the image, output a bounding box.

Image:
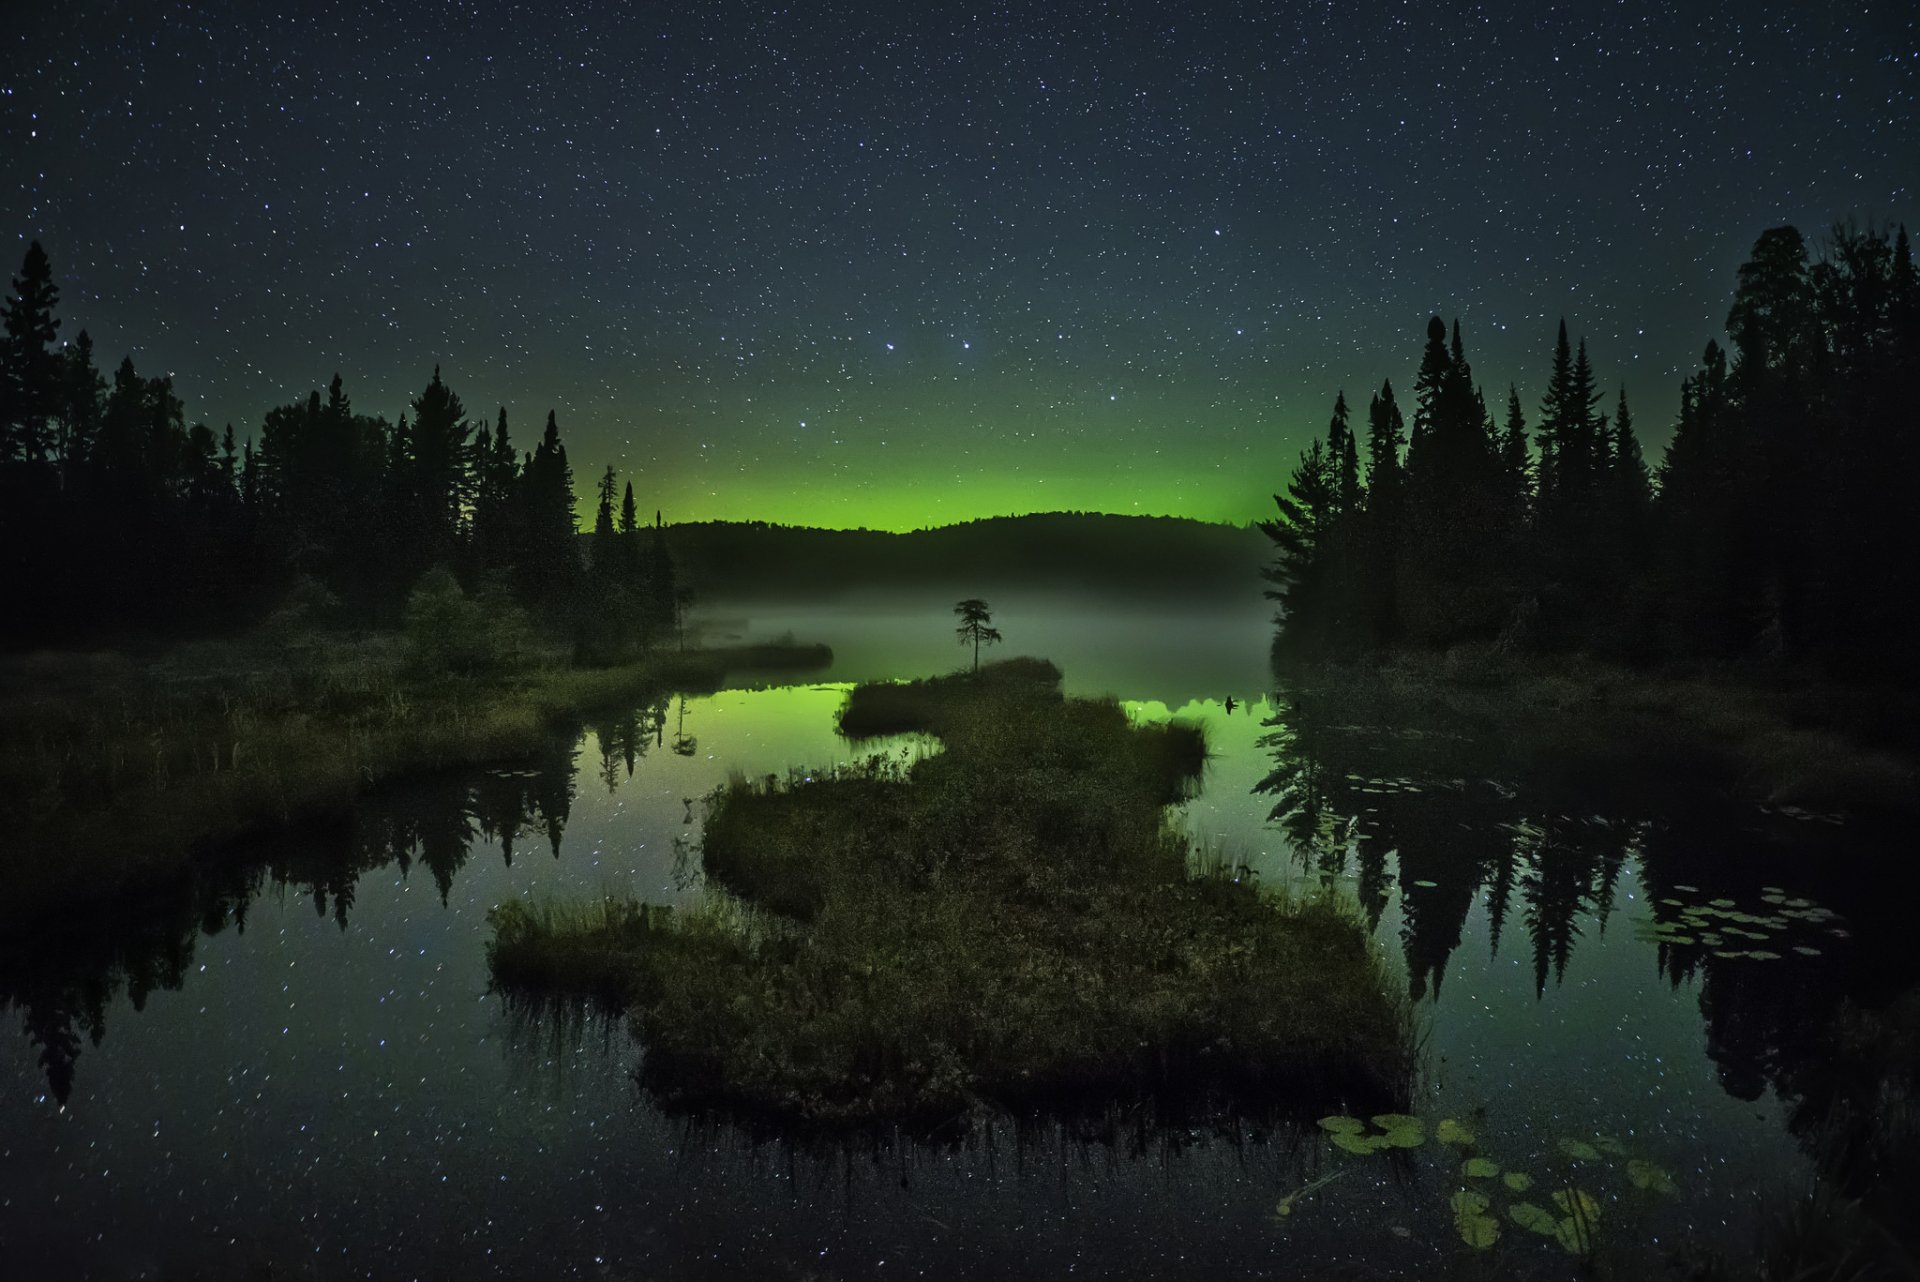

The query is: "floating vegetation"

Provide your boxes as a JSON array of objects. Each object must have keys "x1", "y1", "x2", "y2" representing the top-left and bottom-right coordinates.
[
  {"x1": 1317, "y1": 1112, "x2": 1425, "y2": 1151},
  {"x1": 1450, "y1": 1189, "x2": 1501, "y2": 1248},
  {"x1": 1638, "y1": 882, "x2": 1847, "y2": 967},
  {"x1": 1625, "y1": 1159, "x2": 1678, "y2": 1195},
  {"x1": 1304, "y1": 1111, "x2": 1687, "y2": 1262}
]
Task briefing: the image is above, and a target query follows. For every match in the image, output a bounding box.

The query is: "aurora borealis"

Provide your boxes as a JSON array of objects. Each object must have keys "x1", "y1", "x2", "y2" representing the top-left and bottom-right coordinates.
[{"x1": 3, "y1": 1, "x2": 1914, "y2": 529}]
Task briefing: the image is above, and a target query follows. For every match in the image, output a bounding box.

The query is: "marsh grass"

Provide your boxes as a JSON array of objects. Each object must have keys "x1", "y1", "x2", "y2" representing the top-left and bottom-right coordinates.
[
  {"x1": 489, "y1": 657, "x2": 1416, "y2": 1130},
  {"x1": 0, "y1": 634, "x2": 831, "y2": 919}
]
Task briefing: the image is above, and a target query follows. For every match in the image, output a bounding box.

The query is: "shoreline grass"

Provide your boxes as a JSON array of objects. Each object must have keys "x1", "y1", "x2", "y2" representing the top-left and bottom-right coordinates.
[
  {"x1": 0, "y1": 635, "x2": 832, "y2": 922},
  {"x1": 1282, "y1": 645, "x2": 1920, "y2": 820},
  {"x1": 487, "y1": 657, "x2": 1416, "y2": 1131}
]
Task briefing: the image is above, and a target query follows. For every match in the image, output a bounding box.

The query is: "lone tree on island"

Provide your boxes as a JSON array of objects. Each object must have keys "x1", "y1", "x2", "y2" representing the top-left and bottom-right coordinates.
[{"x1": 953, "y1": 598, "x2": 1001, "y2": 673}]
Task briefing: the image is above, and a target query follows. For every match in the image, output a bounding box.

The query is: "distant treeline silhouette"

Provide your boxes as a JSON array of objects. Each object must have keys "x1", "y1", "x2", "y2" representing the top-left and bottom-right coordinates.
[
  {"x1": 1263, "y1": 222, "x2": 1920, "y2": 678},
  {"x1": 0, "y1": 243, "x2": 675, "y2": 658},
  {"x1": 666, "y1": 512, "x2": 1269, "y2": 602}
]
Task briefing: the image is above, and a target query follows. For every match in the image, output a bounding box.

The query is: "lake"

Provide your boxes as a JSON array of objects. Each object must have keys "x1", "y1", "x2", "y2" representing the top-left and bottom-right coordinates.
[{"x1": 1, "y1": 596, "x2": 1904, "y2": 1278}]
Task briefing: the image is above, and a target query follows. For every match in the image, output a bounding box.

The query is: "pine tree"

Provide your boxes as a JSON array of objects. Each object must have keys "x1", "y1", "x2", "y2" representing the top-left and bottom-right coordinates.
[
  {"x1": 1325, "y1": 391, "x2": 1362, "y2": 515},
  {"x1": 55, "y1": 329, "x2": 103, "y2": 481},
  {"x1": 1364, "y1": 380, "x2": 1405, "y2": 502},
  {"x1": 1535, "y1": 320, "x2": 1574, "y2": 509},
  {"x1": 1409, "y1": 316, "x2": 1451, "y2": 462},
  {"x1": 520, "y1": 410, "x2": 577, "y2": 605},
  {"x1": 1500, "y1": 384, "x2": 1530, "y2": 523},
  {"x1": 618, "y1": 480, "x2": 641, "y2": 580},
  {"x1": 1, "y1": 241, "x2": 62, "y2": 465},
  {"x1": 1260, "y1": 438, "x2": 1337, "y2": 657},
  {"x1": 406, "y1": 367, "x2": 473, "y2": 557},
  {"x1": 593, "y1": 464, "x2": 619, "y2": 560}
]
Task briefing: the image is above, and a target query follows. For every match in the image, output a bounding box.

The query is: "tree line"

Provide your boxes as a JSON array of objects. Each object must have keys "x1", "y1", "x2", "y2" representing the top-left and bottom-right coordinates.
[
  {"x1": 0, "y1": 241, "x2": 678, "y2": 663},
  {"x1": 1262, "y1": 222, "x2": 1920, "y2": 678}
]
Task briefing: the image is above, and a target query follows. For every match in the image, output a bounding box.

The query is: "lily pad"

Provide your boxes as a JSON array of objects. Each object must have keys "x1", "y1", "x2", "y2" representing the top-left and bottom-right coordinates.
[
  {"x1": 1412, "y1": 879, "x2": 1439, "y2": 888},
  {"x1": 1331, "y1": 1132, "x2": 1385, "y2": 1155},
  {"x1": 1593, "y1": 1135, "x2": 1628, "y2": 1156},
  {"x1": 1449, "y1": 1189, "x2": 1491, "y2": 1217},
  {"x1": 1747, "y1": 949, "x2": 1783, "y2": 960},
  {"x1": 1626, "y1": 1159, "x2": 1677, "y2": 1195},
  {"x1": 1379, "y1": 1123, "x2": 1426, "y2": 1149},
  {"x1": 1793, "y1": 945, "x2": 1822, "y2": 956},
  {"x1": 1552, "y1": 1188, "x2": 1602, "y2": 1222},
  {"x1": 1557, "y1": 1138, "x2": 1602, "y2": 1161},
  {"x1": 1462, "y1": 1157, "x2": 1500, "y2": 1179},
  {"x1": 1503, "y1": 1171, "x2": 1535, "y2": 1193},
  {"x1": 1317, "y1": 1115, "x2": 1366, "y2": 1135},
  {"x1": 1510, "y1": 1201, "x2": 1558, "y2": 1235},
  {"x1": 1370, "y1": 1113, "x2": 1420, "y2": 1131},
  {"x1": 1456, "y1": 1214, "x2": 1501, "y2": 1249},
  {"x1": 1436, "y1": 1118, "x2": 1476, "y2": 1147}
]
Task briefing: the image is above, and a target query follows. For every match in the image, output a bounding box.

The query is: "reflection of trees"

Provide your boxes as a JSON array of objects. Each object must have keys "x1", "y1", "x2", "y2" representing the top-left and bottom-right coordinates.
[
  {"x1": 584, "y1": 697, "x2": 669, "y2": 796},
  {"x1": 1260, "y1": 683, "x2": 1920, "y2": 1254},
  {"x1": 1, "y1": 727, "x2": 585, "y2": 1102},
  {"x1": 1257, "y1": 693, "x2": 1654, "y2": 1003}
]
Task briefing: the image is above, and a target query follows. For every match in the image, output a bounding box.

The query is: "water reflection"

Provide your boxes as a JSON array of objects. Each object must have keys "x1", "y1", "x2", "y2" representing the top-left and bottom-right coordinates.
[
  {"x1": 1252, "y1": 680, "x2": 1919, "y2": 1212},
  {"x1": 0, "y1": 727, "x2": 582, "y2": 1103}
]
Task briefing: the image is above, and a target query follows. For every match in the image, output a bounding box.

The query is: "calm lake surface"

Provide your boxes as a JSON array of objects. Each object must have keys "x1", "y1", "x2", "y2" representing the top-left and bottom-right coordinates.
[{"x1": 2, "y1": 596, "x2": 1905, "y2": 1278}]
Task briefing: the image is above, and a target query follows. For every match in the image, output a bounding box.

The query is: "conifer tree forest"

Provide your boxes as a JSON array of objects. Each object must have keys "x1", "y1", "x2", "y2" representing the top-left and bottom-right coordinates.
[
  {"x1": 1262, "y1": 223, "x2": 1920, "y2": 679},
  {"x1": 0, "y1": 242, "x2": 677, "y2": 661}
]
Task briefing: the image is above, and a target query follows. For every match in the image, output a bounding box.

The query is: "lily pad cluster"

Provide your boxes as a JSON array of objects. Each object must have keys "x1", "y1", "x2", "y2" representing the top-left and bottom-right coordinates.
[
  {"x1": 1639, "y1": 883, "x2": 1846, "y2": 961},
  {"x1": 1315, "y1": 1112, "x2": 1428, "y2": 1154},
  {"x1": 1308, "y1": 1114, "x2": 1680, "y2": 1255}
]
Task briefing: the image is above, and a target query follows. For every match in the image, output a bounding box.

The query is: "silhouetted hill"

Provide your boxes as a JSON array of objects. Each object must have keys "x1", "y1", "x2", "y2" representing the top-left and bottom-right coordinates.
[{"x1": 663, "y1": 513, "x2": 1269, "y2": 602}]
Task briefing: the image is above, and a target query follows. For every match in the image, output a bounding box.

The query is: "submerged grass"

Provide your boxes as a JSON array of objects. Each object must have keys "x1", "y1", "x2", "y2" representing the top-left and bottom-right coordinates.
[
  {"x1": 0, "y1": 634, "x2": 831, "y2": 920},
  {"x1": 488, "y1": 658, "x2": 1416, "y2": 1129}
]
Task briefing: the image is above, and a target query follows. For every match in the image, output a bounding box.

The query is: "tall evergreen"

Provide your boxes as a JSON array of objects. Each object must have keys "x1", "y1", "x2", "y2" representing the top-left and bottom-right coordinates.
[
  {"x1": 0, "y1": 241, "x2": 62, "y2": 466},
  {"x1": 521, "y1": 410, "x2": 578, "y2": 606},
  {"x1": 1499, "y1": 385, "x2": 1530, "y2": 526},
  {"x1": 1259, "y1": 439, "x2": 1337, "y2": 657},
  {"x1": 1326, "y1": 391, "x2": 1362, "y2": 516},
  {"x1": 405, "y1": 367, "x2": 473, "y2": 562}
]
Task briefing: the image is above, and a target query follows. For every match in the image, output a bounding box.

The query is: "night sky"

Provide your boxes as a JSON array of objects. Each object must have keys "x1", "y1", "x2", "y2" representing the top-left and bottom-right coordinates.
[{"x1": 3, "y1": 2, "x2": 1914, "y2": 530}]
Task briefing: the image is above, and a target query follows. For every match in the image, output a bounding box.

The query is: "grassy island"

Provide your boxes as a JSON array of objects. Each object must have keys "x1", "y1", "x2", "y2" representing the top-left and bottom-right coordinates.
[{"x1": 488, "y1": 658, "x2": 1415, "y2": 1129}]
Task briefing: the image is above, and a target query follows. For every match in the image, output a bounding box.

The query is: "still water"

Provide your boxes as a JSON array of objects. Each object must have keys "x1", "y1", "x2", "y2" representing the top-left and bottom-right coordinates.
[{"x1": 1, "y1": 600, "x2": 1904, "y2": 1278}]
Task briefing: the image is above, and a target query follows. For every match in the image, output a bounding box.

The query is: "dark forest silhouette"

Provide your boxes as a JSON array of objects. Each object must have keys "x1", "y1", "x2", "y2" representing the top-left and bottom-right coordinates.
[
  {"x1": 0, "y1": 242, "x2": 677, "y2": 661},
  {"x1": 1262, "y1": 222, "x2": 1920, "y2": 678}
]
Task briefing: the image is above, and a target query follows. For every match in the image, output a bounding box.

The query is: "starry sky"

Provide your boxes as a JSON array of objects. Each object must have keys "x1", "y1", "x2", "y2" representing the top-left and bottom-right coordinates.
[{"x1": 3, "y1": 1, "x2": 1914, "y2": 530}]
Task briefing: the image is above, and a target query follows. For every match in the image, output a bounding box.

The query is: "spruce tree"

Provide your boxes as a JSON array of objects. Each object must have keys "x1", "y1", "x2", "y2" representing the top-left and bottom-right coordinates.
[
  {"x1": 1, "y1": 241, "x2": 62, "y2": 465},
  {"x1": 407, "y1": 367, "x2": 472, "y2": 556},
  {"x1": 1500, "y1": 384, "x2": 1530, "y2": 522},
  {"x1": 1259, "y1": 438, "x2": 1337, "y2": 658},
  {"x1": 1325, "y1": 391, "x2": 1362, "y2": 515}
]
